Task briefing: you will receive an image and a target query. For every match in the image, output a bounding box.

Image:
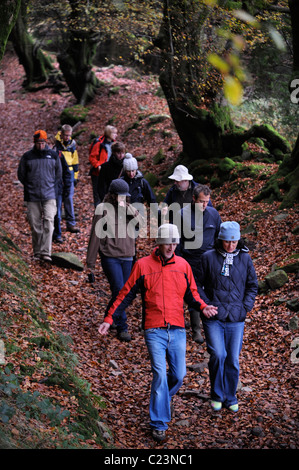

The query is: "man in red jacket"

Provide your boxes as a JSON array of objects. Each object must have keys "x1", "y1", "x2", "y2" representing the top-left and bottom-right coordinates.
[{"x1": 99, "y1": 223, "x2": 217, "y2": 442}]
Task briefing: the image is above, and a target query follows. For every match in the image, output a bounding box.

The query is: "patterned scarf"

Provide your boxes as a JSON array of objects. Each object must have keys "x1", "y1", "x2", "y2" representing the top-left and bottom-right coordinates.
[{"x1": 218, "y1": 248, "x2": 240, "y2": 276}]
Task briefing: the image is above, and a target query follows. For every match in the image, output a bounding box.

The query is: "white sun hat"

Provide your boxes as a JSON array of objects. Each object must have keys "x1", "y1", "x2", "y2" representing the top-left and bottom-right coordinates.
[{"x1": 168, "y1": 165, "x2": 193, "y2": 181}]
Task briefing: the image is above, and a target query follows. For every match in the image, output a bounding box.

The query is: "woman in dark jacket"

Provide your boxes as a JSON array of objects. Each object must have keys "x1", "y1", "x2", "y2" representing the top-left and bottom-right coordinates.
[{"x1": 196, "y1": 221, "x2": 258, "y2": 412}]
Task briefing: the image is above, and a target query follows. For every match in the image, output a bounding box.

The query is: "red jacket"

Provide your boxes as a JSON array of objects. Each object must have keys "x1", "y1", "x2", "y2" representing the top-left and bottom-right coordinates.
[
  {"x1": 104, "y1": 249, "x2": 207, "y2": 330},
  {"x1": 89, "y1": 136, "x2": 112, "y2": 175}
]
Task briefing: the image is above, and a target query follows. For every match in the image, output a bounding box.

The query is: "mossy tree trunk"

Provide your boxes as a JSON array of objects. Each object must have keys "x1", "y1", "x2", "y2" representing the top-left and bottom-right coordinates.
[
  {"x1": 253, "y1": 0, "x2": 299, "y2": 208},
  {"x1": 57, "y1": 0, "x2": 100, "y2": 106},
  {"x1": 10, "y1": 0, "x2": 53, "y2": 88},
  {"x1": 156, "y1": 0, "x2": 298, "y2": 206},
  {"x1": 0, "y1": 0, "x2": 21, "y2": 62},
  {"x1": 156, "y1": 0, "x2": 291, "y2": 161}
]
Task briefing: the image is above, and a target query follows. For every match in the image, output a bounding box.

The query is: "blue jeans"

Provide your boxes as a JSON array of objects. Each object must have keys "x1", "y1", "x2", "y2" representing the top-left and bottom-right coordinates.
[
  {"x1": 101, "y1": 255, "x2": 132, "y2": 333},
  {"x1": 203, "y1": 319, "x2": 244, "y2": 407},
  {"x1": 54, "y1": 194, "x2": 63, "y2": 239},
  {"x1": 64, "y1": 171, "x2": 76, "y2": 227},
  {"x1": 144, "y1": 327, "x2": 186, "y2": 431}
]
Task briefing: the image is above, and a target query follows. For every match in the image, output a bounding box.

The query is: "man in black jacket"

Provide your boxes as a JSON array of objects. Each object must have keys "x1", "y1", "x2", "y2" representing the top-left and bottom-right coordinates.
[{"x1": 17, "y1": 130, "x2": 62, "y2": 262}]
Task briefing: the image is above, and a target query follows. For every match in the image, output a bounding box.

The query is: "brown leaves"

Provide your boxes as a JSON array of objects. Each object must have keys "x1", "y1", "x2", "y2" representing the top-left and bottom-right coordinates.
[{"x1": 0, "y1": 50, "x2": 298, "y2": 450}]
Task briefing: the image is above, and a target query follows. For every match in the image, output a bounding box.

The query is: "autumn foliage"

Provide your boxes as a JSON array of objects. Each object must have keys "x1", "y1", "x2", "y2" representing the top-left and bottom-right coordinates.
[{"x1": 0, "y1": 50, "x2": 298, "y2": 450}]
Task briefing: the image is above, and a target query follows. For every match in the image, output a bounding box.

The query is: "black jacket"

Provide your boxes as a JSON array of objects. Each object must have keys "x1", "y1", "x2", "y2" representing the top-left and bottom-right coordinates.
[
  {"x1": 18, "y1": 145, "x2": 62, "y2": 202},
  {"x1": 97, "y1": 154, "x2": 124, "y2": 202}
]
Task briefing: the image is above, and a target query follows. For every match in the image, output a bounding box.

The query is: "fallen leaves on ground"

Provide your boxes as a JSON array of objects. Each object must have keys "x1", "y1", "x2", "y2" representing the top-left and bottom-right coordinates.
[{"x1": 0, "y1": 51, "x2": 298, "y2": 449}]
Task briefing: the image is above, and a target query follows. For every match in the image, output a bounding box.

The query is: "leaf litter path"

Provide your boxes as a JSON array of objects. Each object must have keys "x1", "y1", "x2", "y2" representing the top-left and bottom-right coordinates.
[{"x1": 0, "y1": 51, "x2": 298, "y2": 450}]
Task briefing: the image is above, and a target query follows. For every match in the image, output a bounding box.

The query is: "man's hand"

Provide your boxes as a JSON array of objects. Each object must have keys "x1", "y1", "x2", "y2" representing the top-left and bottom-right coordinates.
[
  {"x1": 98, "y1": 322, "x2": 111, "y2": 335},
  {"x1": 202, "y1": 305, "x2": 218, "y2": 318}
]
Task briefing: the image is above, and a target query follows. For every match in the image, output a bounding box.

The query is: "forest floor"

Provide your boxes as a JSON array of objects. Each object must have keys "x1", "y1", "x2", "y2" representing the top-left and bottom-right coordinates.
[{"x1": 0, "y1": 50, "x2": 298, "y2": 451}]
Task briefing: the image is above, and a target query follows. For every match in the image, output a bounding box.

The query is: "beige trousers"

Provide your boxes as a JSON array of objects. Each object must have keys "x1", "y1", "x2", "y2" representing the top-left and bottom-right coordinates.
[{"x1": 27, "y1": 200, "x2": 57, "y2": 256}]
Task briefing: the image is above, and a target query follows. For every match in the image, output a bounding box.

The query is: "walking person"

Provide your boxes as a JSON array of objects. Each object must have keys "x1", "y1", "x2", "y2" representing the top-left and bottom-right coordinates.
[
  {"x1": 86, "y1": 179, "x2": 144, "y2": 342},
  {"x1": 121, "y1": 153, "x2": 157, "y2": 207},
  {"x1": 96, "y1": 142, "x2": 126, "y2": 204},
  {"x1": 54, "y1": 124, "x2": 80, "y2": 239},
  {"x1": 162, "y1": 165, "x2": 212, "y2": 223},
  {"x1": 195, "y1": 221, "x2": 258, "y2": 412},
  {"x1": 177, "y1": 184, "x2": 221, "y2": 343},
  {"x1": 98, "y1": 223, "x2": 218, "y2": 441},
  {"x1": 17, "y1": 130, "x2": 62, "y2": 262},
  {"x1": 89, "y1": 125, "x2": 117, "y2": 206}
]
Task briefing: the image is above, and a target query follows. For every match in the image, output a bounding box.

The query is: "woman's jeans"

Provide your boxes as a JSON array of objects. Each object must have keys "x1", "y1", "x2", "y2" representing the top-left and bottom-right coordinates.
[
  {"x1": 144, "y1": 327, "x2": 186, "y2": 430},
  {"x1": 203, "y1": 319, "x2": 244, "y2": 407},
  {"x1": 101, "y1": 255, "x2": 132, "y2": 333}
]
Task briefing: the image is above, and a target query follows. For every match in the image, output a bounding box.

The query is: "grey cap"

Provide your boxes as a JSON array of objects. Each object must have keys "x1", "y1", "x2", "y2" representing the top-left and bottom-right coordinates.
[
  {"x1": 109, "y1": 179, "x2": 131, "y2": 196},
  {"x1": 156, "y1": 223, "x2": 180, "y2": 245}
]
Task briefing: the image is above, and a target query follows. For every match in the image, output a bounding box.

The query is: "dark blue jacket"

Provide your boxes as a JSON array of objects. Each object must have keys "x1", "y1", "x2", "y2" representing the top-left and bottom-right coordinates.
[
  {"x1": 176, "y1": 203, "x2": 221, "y2": 269},
  {"x1": 18, "y1": 146, "x2": 62, "y2": 202},
  {"x1": 121, "y1": 171, "x2": 157, "y2": 205},
  {"x1": 195, "y1": 242, "x2": 258, "y2": 322}
]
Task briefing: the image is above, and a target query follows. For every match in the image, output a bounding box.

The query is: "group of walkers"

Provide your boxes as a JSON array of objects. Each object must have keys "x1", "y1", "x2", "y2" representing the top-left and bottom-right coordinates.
[{"x1": 17, "y1": 125, "x2": 258, "y2": 443}]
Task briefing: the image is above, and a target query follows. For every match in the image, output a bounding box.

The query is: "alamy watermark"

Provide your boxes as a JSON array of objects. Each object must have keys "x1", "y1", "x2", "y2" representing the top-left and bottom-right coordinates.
[
  {"x1": 0, "y1": 80, "x2": 4, "y2": 104},
  {"x1": 94, "y1": 202, "x2": 204, "y2": 249},
  {"x1": 291, "y1": 338, "x2": 299, "y2": 364},
  {"x1": 0, "y1": 340, "x2": 5, "y2": 365},
  {"x1": 290, "y1": 78, "x2": 299, "y2": 104}
]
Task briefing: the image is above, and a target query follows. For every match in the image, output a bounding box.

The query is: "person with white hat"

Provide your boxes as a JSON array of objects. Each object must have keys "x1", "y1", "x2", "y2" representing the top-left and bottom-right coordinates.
[
  {"x1": 196, "y1": 221, "x2": 258, "y2": 413},
  {"x1": 162, "y1": 165, "x2": 212, "y2": 223},
  {"x1": 121, "y1": 153, "x2": 157, "y2": 206},
  {"x1": 98, "y1": 223, "x2": 218, "y2": 442}
]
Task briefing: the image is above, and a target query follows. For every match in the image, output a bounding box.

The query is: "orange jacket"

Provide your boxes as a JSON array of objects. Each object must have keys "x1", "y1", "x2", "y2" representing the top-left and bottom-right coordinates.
[{"x1": 104, "y1": 249, "x2": 207, "y2": 330}]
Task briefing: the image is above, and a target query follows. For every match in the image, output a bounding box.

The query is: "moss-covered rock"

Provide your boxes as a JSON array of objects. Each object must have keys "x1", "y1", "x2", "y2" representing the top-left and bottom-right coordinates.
[{"x1": 60, "y1": 105, "x2": 89, "y2": 126}]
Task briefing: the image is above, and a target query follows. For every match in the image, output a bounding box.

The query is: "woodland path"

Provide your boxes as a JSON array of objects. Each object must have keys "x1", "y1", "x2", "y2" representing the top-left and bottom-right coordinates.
[{"x1": 0, "y1": 51, "x2": 298, "y2": 450}]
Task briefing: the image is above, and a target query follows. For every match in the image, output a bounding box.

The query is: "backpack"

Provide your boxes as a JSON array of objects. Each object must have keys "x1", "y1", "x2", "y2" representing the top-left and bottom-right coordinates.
[{"x1": 89, "y1": 135, "x2": 105, "y2": 155}]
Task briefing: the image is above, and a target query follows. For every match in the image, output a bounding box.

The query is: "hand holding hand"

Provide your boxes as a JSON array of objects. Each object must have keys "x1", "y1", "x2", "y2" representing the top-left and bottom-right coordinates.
[{"x1": 202, "y1": 305, "x2": 218, "y2": 318}]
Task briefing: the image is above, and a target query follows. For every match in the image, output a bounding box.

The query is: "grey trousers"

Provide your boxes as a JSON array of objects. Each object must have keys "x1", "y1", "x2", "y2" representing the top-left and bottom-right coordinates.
[{"x1": 27, "y1": 200, "x2": 57, "y2": 256}]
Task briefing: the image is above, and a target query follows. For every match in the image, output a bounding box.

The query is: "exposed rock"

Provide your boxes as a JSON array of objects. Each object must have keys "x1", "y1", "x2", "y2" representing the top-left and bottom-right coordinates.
[
  {"x1": 265, "y1": 270, "x2": 288, "y2": 289},
  {"x1": 287, "y1": 299, "x2": 299, "y2": 312},
  {"x1": 288, "y1": 316, "x2": 298, "y2": 330},
  {"x1": 51, "y1": 252, "x2": 84, "y2": 271},
  {"x1": 277, "y1": 261, "x2": 299, "y2": 274}
]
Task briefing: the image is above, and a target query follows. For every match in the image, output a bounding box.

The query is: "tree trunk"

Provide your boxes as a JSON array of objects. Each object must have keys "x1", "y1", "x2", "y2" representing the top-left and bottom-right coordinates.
[
  {"x1": 57, "y1": 29, "x2": 100, "y2": 105},
  {"x1": 0, "y1": 0, "x2": 21, "y2": 62},
  {"x1": 157, "y1": 0, "x2": 288, "y2": 164},
  {"x1": 57, "y1": 0, "x2": 100, "y2": 105},
  {"x1": 156, "y1": 0, "x2": 297, "y2": 205},
  {"x1": 253, "y1": 0, "x2": 299, "y2": 208},
  {"x1": 10, "y1": 0, "x2": 53, "y2": 88}
]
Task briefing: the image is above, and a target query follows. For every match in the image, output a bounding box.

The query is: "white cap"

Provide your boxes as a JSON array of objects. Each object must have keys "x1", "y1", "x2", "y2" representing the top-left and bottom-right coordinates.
[
  {"x1": 168, "y1": 165, "x2": 193, "y2": 181},
  {"x1": 156, "y1": 224, "x2": 180, "y2": 245}
]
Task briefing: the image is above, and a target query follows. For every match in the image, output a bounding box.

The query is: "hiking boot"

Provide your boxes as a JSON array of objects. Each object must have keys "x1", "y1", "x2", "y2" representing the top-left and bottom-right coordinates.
[
  {"x1": 41, "y1": 255, "x2": 52, "y2": 262},
  {"x1": 152, "y1": 429, "x2": 166, "y2": 442},
  {"x1": 190, "y1": 309, "x2": 204, "y2": 343},
  {"x1": 117, "y1": 331, "x2": 131, "y2": 342},
  {"x1": 192, "y1": 330, "x2": 204, "y2": 344},
  {"x1": 67, "y1": 225, "x2": 80, "y2": 233}
]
